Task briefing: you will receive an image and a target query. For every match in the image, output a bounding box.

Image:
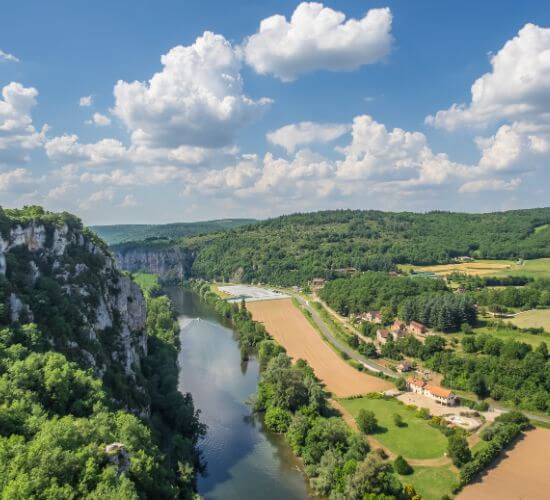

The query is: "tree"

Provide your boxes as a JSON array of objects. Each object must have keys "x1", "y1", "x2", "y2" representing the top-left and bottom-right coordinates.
[
  {"x1": 356, "y1": 409, "x2": 378, "y2": 434},
  {"x1": 395, "y1": 377, "x2": 407, "y2": 391},
  {"x1": 393, "y1": 455, "x2": 413, "y2": 475},
  {"x1": 264, "y1": 407, "x2": 292, "y2": 433},
  {"x1": 393, "y1": 413, "x2": 405, "y2": 427},
  {"x1": 344, "y1": 454, "x2": 402, "y2": 499},
  {"x1": 447, "y1": 432, "x2": 472, "y2": 467}
]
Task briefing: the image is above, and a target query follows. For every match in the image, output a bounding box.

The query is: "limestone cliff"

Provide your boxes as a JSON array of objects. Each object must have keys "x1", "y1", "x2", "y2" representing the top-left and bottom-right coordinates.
[
  {"x1": 0, "y1": 209, "x2": 148, "y2": 409},
  {"x1": 112, "y1": 241, "x2": 194, "y2": 282}
]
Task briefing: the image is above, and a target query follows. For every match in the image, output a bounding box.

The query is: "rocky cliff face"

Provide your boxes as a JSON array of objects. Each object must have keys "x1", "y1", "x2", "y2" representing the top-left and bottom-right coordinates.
[
  {"x1": 112, "y1": 243, "x2": 194, "y2": 282},
  {"x1": 0, "y1": 216, "x2": 147, "y2": 395}
]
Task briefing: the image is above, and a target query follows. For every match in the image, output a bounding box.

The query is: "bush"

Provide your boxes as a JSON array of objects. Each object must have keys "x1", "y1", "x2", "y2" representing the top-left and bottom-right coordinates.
[
  {"x1": 356, "y1": 409, "x2": 378, "y2": 434},
  {"x1": 393, "y1": 455, "x2": 413, "y2": 475},
  {"x1": 447, "y1": 432, "x2": 472, "y2": 467},
  {"x1": 393, "y1": 413, "x2": 405, "y2": 427},
  {"x1": 265, "y1": 407, "x2": 292, "y2": 433},
  {"x1": 395, "y1": 377, "x2": 407, "y2": 391}
]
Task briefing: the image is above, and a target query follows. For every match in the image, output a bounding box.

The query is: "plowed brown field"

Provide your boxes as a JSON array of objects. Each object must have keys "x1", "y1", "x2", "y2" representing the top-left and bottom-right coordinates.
[
  {"x1": 247, "y1": 298, "x2": 392, "y2": 397},
  {"x1": 459, "y1": 428, "x2": 550, "y2": 500}
]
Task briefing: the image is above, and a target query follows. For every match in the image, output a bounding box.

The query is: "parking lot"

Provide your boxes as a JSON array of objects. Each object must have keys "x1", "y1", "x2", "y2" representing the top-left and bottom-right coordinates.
[{"x1": 218, "y1": 284, "x2": 289, "y2": 302}]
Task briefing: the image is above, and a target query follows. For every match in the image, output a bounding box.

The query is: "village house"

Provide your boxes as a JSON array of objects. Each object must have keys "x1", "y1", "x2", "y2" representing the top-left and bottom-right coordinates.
[
  {"x1": 407, "y1": 377, "x2": 458, "y2": 406},
  {"x1": 376, "y1": 329, "x2": 391, "y2": 344},
  {"x1": 408, "y1": 320, "x2": 428, "y2": 335},
  {"x1": 377, "y1": 327, "x2": 406, "y2": 344},
  {"x1": 365, "y1": 311, "x2": 382, "y2": 323}
]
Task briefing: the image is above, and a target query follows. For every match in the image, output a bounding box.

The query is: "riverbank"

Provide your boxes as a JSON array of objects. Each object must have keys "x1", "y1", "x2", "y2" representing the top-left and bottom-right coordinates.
[{"x1": 189, "y1": 280, "x2": 424, "y2": 499}]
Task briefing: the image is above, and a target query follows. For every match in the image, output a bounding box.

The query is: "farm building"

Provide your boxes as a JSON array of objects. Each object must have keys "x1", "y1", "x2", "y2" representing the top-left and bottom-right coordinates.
[
  {"x1": 407, "y1": 377, "x2": 458, "y2": 406},
  {"x1": 397, "y1": 361, "x2": 413, "y2": 373},
  {"x1": 408, "y1": 321, "x2": 428, "y2": 335},
  {"x1": 365, "y1": 311, "x2": 382, "y2": 323},
  {"x1": 311, "y1": 278, "x2": 326, "y2": 289}
]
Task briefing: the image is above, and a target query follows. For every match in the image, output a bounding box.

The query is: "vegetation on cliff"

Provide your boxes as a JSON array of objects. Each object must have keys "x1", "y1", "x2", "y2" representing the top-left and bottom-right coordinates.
[{"x1": 0, "y1": 206, "x2": 203, "y2": 498}]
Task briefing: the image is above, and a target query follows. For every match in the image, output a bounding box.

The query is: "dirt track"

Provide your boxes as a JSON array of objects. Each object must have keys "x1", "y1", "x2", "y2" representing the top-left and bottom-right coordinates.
[
  {"x1": 247, "y1": 298, "x2": 392, "y2": 397},
  {"x1": 459, "y1": 428, "x2": 550, "y2": 500}
]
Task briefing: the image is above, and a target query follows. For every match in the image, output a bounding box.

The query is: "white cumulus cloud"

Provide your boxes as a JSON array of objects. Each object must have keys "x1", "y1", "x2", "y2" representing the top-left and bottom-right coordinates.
[
  {"x1": 112, "y1": 31, "x2": 271, "y2": 149},
  {"x1": 267, "y1": 121, "x2": 350, "y2": 153},
  {"x1": 243, "y1": 3, "x2": 393, "y2": 81},
  {"x1": 427, "y1": 23, "x2": 550, "y2": 130},
  {"x1": 79, "y1": 95, "x2": 93, "y2": 107},
  {"x1": 0, "y1": 82, "x2": 47, "y2": 165},
  {"x1": 89, "y1": 112, "x2": 111, "y2": 126},
  {"x1": 0, "y1": 50, "x2": 19, "y2": 63}
]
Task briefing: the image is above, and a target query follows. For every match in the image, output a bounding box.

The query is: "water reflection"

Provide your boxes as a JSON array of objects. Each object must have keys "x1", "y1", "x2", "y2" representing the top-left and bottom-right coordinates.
[{"x1": 167, "y1": 287, "x2": 311, "y2": 500}]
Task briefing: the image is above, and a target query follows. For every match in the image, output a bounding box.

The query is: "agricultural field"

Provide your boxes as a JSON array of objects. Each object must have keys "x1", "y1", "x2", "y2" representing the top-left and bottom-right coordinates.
[
  {"x1": 510, "y1": 308, "x2": 550, "y2": 331},
  {"x1": 449, "y1": 324, "x2": 550, "y2": 349},
  {"x1": 399, "y1": 466, "x2": 457, "y2": 500},
  {"x1": 246, "y1": 299, "x2": 392, "y2": 397},
  {"x1": 459, "y1": 428, "x2": 550, "y2": 500},
  {"x1": 401, "y1": 258, "x2": 550, "y2": 279},
  {"x1": 338, "y1": 396, "x2": 448, "y2": 460}
]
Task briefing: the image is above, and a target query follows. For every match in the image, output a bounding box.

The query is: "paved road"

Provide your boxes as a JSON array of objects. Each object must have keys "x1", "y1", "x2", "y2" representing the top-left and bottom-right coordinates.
[{"x1": 292, "y1": 294, "x2": 397, "y2": 379}]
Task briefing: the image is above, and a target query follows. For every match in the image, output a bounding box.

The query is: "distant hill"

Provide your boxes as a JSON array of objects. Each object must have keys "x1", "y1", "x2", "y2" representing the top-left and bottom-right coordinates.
[
  {"x1": 187, "y1": 208, "x2": 550, "y2": 285},
  {"x1": 91, "y1": 218, "x2": 257, "y2": 245}
]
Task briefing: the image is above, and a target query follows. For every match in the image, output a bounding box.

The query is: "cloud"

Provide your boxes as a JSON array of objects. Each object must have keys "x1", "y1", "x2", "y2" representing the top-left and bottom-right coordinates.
[
  {"x1": 459, "y1": 178, "x2": 521, "y2": 193},
  {"x1": 243, "y1": 3, "x2": 393, "y2": 81},
  {"x1": 88, "y1": 112, "x2": 111, "y2": 126},
  {"x1": 112, "y1": 31, "x2": 271, "y2": 149},
  {"x1": 119, "y1": 194, "x2": 138, "y2": 207},
  {"x1": 0, "y1": 168, "x2": 35, "y2": 191},
  {"x1": 0, "y1": 82, "x2": 47, "y2": 165},
  {"x1": 79, "y1": 95, "x2": 93, "y2": 107},
  {"x1": 0, "y1": 50, "x2": 19, "y2": 63},
  {"x1": 336, "y1": 115, "x2": 469, "y2": 187},
  {"x1": 79, "y1": 188, "x2": 116, "y2": 209},
  {"x1": 427, "y1": 24, "x2": 550, "y2": 130},
  {"x1": 267, "y1": 121, "x2": 350, "y2": 153},
  {"x1": 45, "y1": 134, "x2": 127, "y2": 166}
]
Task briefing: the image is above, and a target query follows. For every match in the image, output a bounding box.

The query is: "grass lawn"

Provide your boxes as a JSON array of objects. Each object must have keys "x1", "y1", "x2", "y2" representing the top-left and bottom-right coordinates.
[
  {"x1": 467, "y1": 325, "x2": 550, "y2": 348},
  {"x1": 132, "y1": 272, "x2": 159, "y2": 294},
  {"x1": 510, "y1": 309, "x2": 550, "y2": 331},
  {"x1": 490, "y1": 258, "x2": 550, "y2": 279},
  {"x1": 399, "y1": 466, "x2": 458, "y2": 500},
  {"x1": 339, "y1": 397, "x2": 448, "y2": 459}
]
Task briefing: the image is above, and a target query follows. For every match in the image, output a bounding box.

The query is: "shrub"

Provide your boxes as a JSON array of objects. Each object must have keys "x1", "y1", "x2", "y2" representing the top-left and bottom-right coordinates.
[
  {"x1": 265, "y1": 407, "x2": 292, "y2": 433},
  {"x1": 393, "y1": 455, "x2": 413, "y2": 475},
  {"x1": 395, "y1": 377, "x2": 407, "y2": 391},
  {"x1": 393, "y1": 413, "x2": 405, "y2": 427},
  {"x1": 356, "y1": 409, "x2": 378, "y2": 434},
  {"x1": 447, "y1": 432, "x2": 472, "y2": 467}
]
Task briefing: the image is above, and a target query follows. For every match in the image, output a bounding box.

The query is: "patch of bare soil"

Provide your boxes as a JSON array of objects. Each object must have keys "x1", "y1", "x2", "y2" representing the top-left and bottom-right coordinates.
[
  {"x1": 247, "y1": 299, "x2": 392, "y2": 397},
  {"x1": 459, "y1": 428, "x2": 550, "y2": 500}
]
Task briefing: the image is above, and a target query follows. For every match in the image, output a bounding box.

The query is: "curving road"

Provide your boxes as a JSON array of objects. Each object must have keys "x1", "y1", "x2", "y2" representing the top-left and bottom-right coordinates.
[{"x1": 292, "y1": 294, "x2": 397, "y2": 379}]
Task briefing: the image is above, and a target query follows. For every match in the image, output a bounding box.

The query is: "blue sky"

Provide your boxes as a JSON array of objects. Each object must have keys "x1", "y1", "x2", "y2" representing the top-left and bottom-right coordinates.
[{"x1": 1, "y1": 1, "x2": 549, "y2": 224}]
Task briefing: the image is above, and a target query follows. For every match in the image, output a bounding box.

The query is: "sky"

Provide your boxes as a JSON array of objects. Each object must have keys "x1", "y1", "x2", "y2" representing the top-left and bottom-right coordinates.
[{"x1": 1, "y1": 0, "x2": 550, "y2": 225}]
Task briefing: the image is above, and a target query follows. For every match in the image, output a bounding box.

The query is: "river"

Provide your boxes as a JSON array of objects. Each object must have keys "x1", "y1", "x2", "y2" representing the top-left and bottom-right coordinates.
[{"x1": 167, "y1": 286, "x2": 312, "y2": 500}]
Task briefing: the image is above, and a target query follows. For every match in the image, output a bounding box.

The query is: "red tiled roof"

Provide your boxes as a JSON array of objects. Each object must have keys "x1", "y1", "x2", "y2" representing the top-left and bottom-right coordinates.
[
  {"x1": 426, "y1": 385, "x2": 454, "y2": 398},
  {"x1": 377, "y1": 329, "x2": 390, "y2": 338},
  {"x1": 407, "y1": 377, "x2": 425, "y2": 387}
]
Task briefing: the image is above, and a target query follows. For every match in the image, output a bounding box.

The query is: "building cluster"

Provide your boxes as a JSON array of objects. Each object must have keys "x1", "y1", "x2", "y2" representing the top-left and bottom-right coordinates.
[
  {"x1": 375, "y1": 319, "x2": 428, "y2": 345},
  {"x1": 407, "y1": 377, "x2": 458, "y2": 406}
]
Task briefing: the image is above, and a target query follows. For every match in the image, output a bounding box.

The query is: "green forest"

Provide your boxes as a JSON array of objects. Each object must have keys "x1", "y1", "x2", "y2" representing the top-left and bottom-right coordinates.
[{"x1": 185, "y1": 208, "x2": 550, "y2": 285}]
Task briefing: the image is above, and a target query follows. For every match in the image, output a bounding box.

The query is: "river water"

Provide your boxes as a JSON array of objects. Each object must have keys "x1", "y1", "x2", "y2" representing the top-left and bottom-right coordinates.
[{"x1": 167, "y1": 286, "x2": 312, "y2": 500}]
